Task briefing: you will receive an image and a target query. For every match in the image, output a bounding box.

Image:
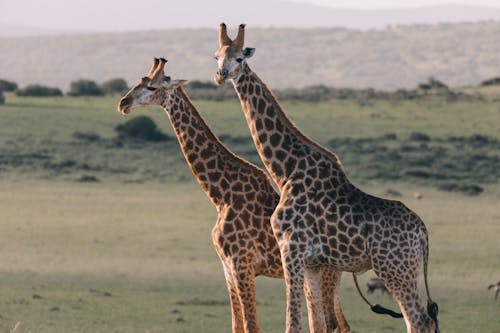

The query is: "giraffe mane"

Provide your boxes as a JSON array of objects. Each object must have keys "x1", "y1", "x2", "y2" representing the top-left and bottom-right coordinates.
[{"x1": 249, "y1": 67, "x2": 345, "y2": 172}]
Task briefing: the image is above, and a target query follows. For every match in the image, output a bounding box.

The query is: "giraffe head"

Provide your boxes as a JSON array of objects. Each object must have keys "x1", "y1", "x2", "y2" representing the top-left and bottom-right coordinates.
[
  {"x1": 118, "y1": 57, "x2": 187, "y2": 115},
  {"x1": 214, "y1": 23, "x2": 255, "y2": 85}
]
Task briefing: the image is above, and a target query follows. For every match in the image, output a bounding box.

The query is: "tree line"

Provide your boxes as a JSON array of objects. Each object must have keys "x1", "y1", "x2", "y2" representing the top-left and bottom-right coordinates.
[
  {"x1": 0, "y1": 78, "x2": 128, "y2": 102},
  {"x1": 1, "y1": 76, "x2": 500, "y2": 105}
]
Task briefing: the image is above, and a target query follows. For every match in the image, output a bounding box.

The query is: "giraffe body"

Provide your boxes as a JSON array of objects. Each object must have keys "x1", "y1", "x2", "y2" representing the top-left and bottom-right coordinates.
[
  {"x1": 214, "y1": 24, "x2": 439, "y2": 333},
  {"x1": 118, "y1": 58, "x2": 350, "y2": 333}
]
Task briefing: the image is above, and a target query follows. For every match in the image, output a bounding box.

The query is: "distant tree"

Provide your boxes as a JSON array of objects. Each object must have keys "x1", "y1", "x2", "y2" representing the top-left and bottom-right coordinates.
[
  {"x1": 67, "y1": 79, "x2": 103, "y2": 96},
  {"x1": 100, "y1": 78, "x2": 129, "y2": 95},
  {"x1": 427, "y1": 77, "x2": 448, "y2": 90},
  {"x1": 0, "y1": 91, "x2": 4, "y2": 105},
  {"x1": 0, "y1": 79, "x2": 18, "y2": 92},
  {"x1": 479, "y1": 77, "x2": 500, "y2": 87},
  {"x1": 115, "y1": 116, "x2": 169, "y2": 142},
  {"x1": 16, "y1": 84, "x2": 63, "y2": 97},
  {"x1": 418, "y1": 77, "x2": 448, "y2": 92},
  {"x1": 186, "y1": 80, "x2": 217, "y2": 90}
]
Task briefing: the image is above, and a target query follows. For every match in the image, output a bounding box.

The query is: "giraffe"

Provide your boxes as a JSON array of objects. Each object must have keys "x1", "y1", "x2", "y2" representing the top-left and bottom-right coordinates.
[
  {"x1": 213, "y1": 23, "x2": 440, "y2": 333},
  {"x1": 117, "y1": 57, "x2": 351, "y2": 333}
]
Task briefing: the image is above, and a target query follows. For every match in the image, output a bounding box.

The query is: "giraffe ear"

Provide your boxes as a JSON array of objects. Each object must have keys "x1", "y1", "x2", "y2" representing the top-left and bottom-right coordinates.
[
  {"x1": 243, "y1": 47, "x2": 255, "y2": 59},
  {"x1": 170, "y1": 79, "x2": 188, "y2": 88},
  {"x1": 159, "y1": 78, "x2": 188, "y2": 89}
]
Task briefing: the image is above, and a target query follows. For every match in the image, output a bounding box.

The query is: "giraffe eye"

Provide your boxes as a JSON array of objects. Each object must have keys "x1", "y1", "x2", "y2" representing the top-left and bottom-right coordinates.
[{"x1": 146, "y1": 86, "x2": 157, "y2": 91}]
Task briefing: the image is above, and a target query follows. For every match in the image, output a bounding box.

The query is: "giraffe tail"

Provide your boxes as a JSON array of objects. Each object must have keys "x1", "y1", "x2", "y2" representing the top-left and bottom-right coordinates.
[
  {"x1": 352, "y1": 274, "x2": 403, "y2": 319},
  {"x1": 421, "y1": 227, "x2": 440, "y2": 333}
]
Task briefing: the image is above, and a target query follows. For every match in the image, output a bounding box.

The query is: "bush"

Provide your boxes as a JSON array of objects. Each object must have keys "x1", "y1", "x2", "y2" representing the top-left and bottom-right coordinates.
[
  {"x1": 186, "y1": 80, "x2": 217, "y2": 90},
  {"x1": 115, "y1": 116, "x2": 169, "y2": 142},
  {"x1": 418, "y1": 77, "x2": 448, "y2": 92},
  {"x1": 409, "y1": 132, "x2": 430, "y2": 142},
  {"x1": 101, "y1": 78, "x2": 129, "y2": 95},
  {"x1": 16, "y1": 84, "x2": 63, "y2": 97},
  {"x1": 73, "y1": 131, "x2": 101, "y2": 142},
  {"x1": 437, "y1": 183, "x2": 484, "y2": 196},
  {"x1": 0, "y1": 91, "x2": 4, "y2": 104},
  {"x1": 480, "y1": 77, "x2": 500, "y2": 87},
  {"x1": 0, "y1": 79, "x2": 18, "y2": 92},
  {"x1": 68, "y1": 79, "x2": 103, "y2": 96}
]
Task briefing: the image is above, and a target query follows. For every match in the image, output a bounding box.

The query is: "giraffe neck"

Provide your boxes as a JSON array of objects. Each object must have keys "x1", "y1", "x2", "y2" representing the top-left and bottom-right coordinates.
[
  {"x1": 231, "y1": 63, "x2": 347, "y2": 188},
  {"x1": 160, "y1": 87, "x2": 243, "y2": 207}
]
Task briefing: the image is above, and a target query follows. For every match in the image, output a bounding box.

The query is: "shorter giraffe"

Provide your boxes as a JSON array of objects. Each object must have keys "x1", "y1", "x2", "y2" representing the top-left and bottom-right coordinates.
[{"x1": 117, "y1": 58, "x2": 351, "y2": 333}]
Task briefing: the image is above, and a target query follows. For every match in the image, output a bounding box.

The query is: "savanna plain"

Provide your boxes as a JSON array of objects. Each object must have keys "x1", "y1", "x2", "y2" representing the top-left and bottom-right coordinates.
[{"x1": 0, "y1": 90, "x2": 499, "y2": 332}]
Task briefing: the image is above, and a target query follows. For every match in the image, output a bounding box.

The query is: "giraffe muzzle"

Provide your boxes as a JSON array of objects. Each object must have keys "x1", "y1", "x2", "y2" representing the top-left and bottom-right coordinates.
[
  {"x1": 215, "y1": 69, "x2": 229, "y2": 85},
  {"x1": 118, "y1": 97, "x2": 132, "y2": 114}
]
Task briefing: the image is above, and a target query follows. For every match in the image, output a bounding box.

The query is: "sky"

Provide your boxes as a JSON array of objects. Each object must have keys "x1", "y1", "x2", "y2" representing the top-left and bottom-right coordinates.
[
  {"x1": 1, "y1": 0, "x2": 500, "y2": 35},
  {"x1": 293, "y1": 0, "x2": 500, "y2": 9}
]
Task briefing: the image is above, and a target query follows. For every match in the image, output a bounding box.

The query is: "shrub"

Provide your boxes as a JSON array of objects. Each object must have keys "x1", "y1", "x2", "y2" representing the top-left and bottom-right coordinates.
[
  {"x1": 0, "y1": 79, "x2": 18, "y2": 92},
  {"x1": 479, "y1": 77, "x2": 500, "y2": 87},
  {"x1": 115, "y1": 116, "x2": 169, "y2": 142},
  {"x1": 186, "y1": 80, "x2": 217, "y2": 90},
  {"x1": 437, "y1": 183, "x2": 484, "y2": 196},
  {"x1": 418, "y1": 77, "x2": 448, "y2": 92},
  {"x1": 16, "y1": 84, "x2": 63, "y2": 97},
  {"x1": 73, "y1": 131, "x2": 101, "y2": 142},
  {"x1": 409, "y1": 132, "x2": 430, "y2": 142},
  {"x1": 68, "y1": 79, "x2": 103, "y2": 96},
  {"x1": 101, "y1": 78, "x2": 129, "y2": 95}
]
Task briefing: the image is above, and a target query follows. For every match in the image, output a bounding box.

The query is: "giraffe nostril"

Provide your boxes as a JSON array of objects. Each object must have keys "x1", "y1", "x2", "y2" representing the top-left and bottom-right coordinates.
[
  {"x1": 219, "y1": 69, "x2": 229, "y2": 79},
  {"x1": 119, "y1": 97, "x2": 130, "y2": 106}
]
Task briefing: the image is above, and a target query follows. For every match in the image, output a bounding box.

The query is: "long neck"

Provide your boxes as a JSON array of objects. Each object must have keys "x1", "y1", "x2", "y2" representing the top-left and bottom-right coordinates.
[
  {"x1": 231, "y1": 63, "x2": 347, "y2": 188},
  {"x1": 160, "y1": 87, "x2": 242, "y2": 207}
]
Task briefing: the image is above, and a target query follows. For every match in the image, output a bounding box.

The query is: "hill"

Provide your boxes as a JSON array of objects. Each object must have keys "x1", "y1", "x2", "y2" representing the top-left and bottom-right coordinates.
[
  {"x1": 2, "y1": 21, "x2": 500, "y2": 89},
  {"x1": 2, "y1": 1, "x2": 500, "y2": 34}
]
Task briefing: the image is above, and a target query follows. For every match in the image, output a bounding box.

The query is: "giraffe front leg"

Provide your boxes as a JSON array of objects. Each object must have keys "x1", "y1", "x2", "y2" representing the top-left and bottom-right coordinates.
[
  {"x1": 233, "y1": 263, "x2": 261, "y2": 333},
  {"x1": 222, "y1": 262, "x2": 245, "y2": 333},
  {"x1": 303, "y1": 266, "x2": 327, "y2": 333},
  {"x1": 281, "y1": 243, "x2": 306, "y2": 333},
  {"x1": 319, "y1": 267, "x2": 351, "y2": 333}
]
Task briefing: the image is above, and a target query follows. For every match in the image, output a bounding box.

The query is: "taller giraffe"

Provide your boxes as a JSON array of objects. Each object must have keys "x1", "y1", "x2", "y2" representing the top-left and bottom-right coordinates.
[
  {"x1": 117, "y1": 58, "x2": 350, "y2": 333},
  {"x1": 213, "y1": 24, "x2": 439, "y2": 333}
]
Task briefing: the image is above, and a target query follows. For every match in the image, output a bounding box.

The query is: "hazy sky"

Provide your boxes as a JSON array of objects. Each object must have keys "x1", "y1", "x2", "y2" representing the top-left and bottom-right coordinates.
[
  {"x1": 294, "y1": 0, "x2": 500, "y2": 9},
  {"x1": 1, "y1": 0, "x2": 500, "y2": 34}
]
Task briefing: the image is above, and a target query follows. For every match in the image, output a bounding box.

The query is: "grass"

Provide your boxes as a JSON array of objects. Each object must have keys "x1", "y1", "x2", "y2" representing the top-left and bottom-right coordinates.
[
  {"x1": 0, "y1": 180, "x2": 498, "y2": 333},
  {"x1": 0, "y1": 94, "x2": 499, "y2": 332}
]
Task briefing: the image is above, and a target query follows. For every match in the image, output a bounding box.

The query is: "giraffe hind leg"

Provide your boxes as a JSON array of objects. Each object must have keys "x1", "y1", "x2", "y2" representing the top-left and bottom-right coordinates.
[{"x1": 382, "y1": 277, "x2": 435, "y2": 333}]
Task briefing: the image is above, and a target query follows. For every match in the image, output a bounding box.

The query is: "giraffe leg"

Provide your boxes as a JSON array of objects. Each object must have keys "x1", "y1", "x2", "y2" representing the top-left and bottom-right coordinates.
[
  {"x1": 281, "y1": 243, "x2": 306, "y2": 333},
  {"x1": 319, "y1": 267, "x2": 351, "y2": 333},
  {"x1": 382, "y1": 278, "x2": 435, "y2": 333},
  {"x1": 303, "y1": 266, "x2": 327, "y2": 333},
  {"x1": 232, "y1": 263, "x2": 261, "y2": 333},
  {"x1": 222, "y1": 262, "x2": 245, "y2": 333},
  {"x1": 495, "y1": 288, "x2": 499, "y2": 300}
]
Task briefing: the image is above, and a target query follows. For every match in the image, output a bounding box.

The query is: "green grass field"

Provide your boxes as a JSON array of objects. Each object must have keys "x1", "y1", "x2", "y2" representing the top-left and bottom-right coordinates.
[{"x1": 0, "y1": 94, "x2": 499, "y2": 332}]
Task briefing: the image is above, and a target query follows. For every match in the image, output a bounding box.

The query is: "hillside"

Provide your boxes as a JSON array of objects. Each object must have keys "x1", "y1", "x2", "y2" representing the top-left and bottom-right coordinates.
[{"x1": 2, "y1": 21, "x2": 500, "y2": 90}]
